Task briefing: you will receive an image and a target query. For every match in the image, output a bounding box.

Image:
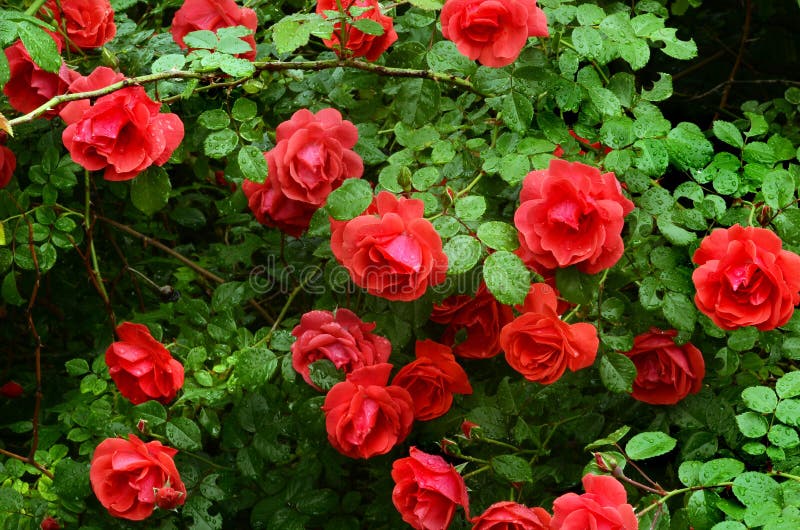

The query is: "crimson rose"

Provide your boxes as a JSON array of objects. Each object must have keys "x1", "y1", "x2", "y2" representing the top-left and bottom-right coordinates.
[
  {"x1": 322, "y1": 363, "x2": 414, "y2": 459},
  {"x1": 514, "y1": 159, "x2": 634, "y2": 274},
  {"x1": 317, "y1": 0, "x2": 398, "y2": 61},
  {"x1": 391, "y1": 447, "x2": 470, "y2": 530},
  {"x1": 42, "y1": 0, "x2": 116, "y2": 50},
  {"x1": 392, "y1": 340, "x2": 472, "y2": 421},
  {"x1": 0, "y1": 144, "x2": 16, "y2": 189},
  {"x1": 171, "y1": 0, "x2": 258, "y2": 60},
  {"x1": 291, "y1": 308, "x2": 392, "y2": 390},
  {"x1": 90, "y1": 434, "x2": 186, "y2": 521},
  {"x1": 499, "y1": 283, "x2": 598, "y2": 384},
  {"x1": 430, "y1": 282, "x2": 514, "y2": 359},
  {"x1": 471, "y1": 501, "x2": 551, "y2": 530},
  {"x1": 242, "y1": 177, "x2": 318, "y2": 237},
  {"x1": 61, "y1": 86, "x2": 184, "y2": 181},
  {"x1": 441, "y1": 0, "x2": 549, "y2": 68},
  {"x1": 551, "y1": 474, "x2": 637, "y2": 530},
  {"x1": 105, "y1": 322, "x2": 185, "y2": 405},
  {"x1": 692, "y1": 224, "x2": 800, "y2": 330},
  {"x1": 623, "y1": 328, "x2": 705, "y2": 405},
  {"x1": 331, "y1": 191, "x2": 448, "y2": 301}
]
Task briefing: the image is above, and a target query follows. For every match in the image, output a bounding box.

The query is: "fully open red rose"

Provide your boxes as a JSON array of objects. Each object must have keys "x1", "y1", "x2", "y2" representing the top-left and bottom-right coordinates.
[
  {"x1": 0, "y1": 144, "x2": 16, "y2": 189},
  {"x1": 171, "y1": 0, "x2": 258, "y2": 60},
  {"x1": 291, "y1": 308, "x2": 392, "y2": 390},
  {"x1": 692, "y1": 224, "x2": 800, "y2": 331},
  {"x1": 90, "y1": 434, "x2": 186, "y2": 521},
  {"x1": 331, "y1": 192, "x2": 448, "y2": 301},
  {"x1": 392, "y1": 340, "x2": 472, "y2": 421},
  {"x1": 3, "y1": 37, "x2": 78, "y2": 117},
  {"x1": 441, "y1": 0, "x2": 548, "y2": 68},
  {"x1": 105, "y1": 322, "x2": 184, "y2": 405},
  {"x1": 551, "y1": 474, "x2": 637, "y2": 530},
  {"x1": 42, "y1": 0, "x2": 116, "y2": 50},
  {"x1": 500, "y1": 283, "x2": 598, "y2": 384},
  {"x1": 431, "y1": 282, "x2": 514, "y2": 359},
  {"x1": 471, "y1": 501, "x2": 551, "y2": 530},
  {"x1": 317, "y1": 0, "x2": 398, "y2": 61},
  {"x1": 514, "y1": 159, "x2": 634, "y2": 275},
  {"x1": 391, "y1": 446, "x2": 470, "y2": 530},
  {"x1": 623, "y1": 328, "x2": 705, "y2": 405},
  {"x1": 323, "y1": 363, "x2": 414, "y2": 458},
  {"x1": 61, "y1": 86, "x2": 184, "y2": 181}
]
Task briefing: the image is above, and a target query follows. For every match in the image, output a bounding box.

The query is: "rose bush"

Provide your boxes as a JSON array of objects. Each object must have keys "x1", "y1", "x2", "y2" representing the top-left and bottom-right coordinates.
[{"x1": 317, "y1": 0, "x2": 398, "y2": 61}]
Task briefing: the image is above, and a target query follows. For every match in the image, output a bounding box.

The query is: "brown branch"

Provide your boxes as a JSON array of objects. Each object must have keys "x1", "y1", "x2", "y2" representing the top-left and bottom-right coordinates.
[
  {"x1": 714, "y1": 0, "x2": 753, "y2": 121},
  {"x1": 0, "y1": 448, "x2": 53, "y2": 479},
  {"x1": 690, "y1": 78, "x2": 800, "y2": 101}
]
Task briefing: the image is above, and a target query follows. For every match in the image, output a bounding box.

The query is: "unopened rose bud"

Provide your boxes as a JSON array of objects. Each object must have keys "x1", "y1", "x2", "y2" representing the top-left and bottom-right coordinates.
[
  {"x1": 593, "y1": 452, "x2": 618, "y2": 472},
  {"x1": 136, "y1": 419, "x2": 147, "y2": 433},
  {"x1": 440, "y1": 438, "x2": 461, "y2": 456},
  {"x1": 40, "y1": 516, "x2": 60, "y2": 530},
  {"x1": 154, "y1": 486, "x2": 185, "y2": 510},
  {"x1": 0, "y1": 381, "x2": 23, "y2": 398},
  {"x1": 461, "y1": 420, "x2": 479, "y2": 439}
]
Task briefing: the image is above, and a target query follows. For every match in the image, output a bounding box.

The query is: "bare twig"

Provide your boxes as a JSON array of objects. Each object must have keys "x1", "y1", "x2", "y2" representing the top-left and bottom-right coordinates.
[{"x1": 714, "y1": 0, "x2": 753, "y2": 121}]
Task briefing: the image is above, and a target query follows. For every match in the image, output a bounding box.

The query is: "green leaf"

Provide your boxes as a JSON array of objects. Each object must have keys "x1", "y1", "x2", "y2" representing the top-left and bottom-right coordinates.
[
  {"x1": 132, "y1": 400, "x2": 168, "y2": 428},
  {"x1": 426, "y1": 40, "x2": 476, "y2": 75},
  {"x1": 585, "y1": 425, "x2": 631, "y2": 450},
  {"x1": 742, "y1": 386, "x2": 778, "y2": 413},
  {"x1": 662, "y1": 292, "x2": 697, "y2": 331},
  {"x1": 408, "y1": 0, "x2": 443, "y2": 9},
  {"x1": 498, "y1": 154, "x2": 531, "y2": 186},
  {"x1": 700, "y1": 458, "x2": 745, "y2": 485},
  {"x1": 204, "y1": 128, "x2": 239, "y2": 158},
  {"x1": 666, "y1": 122, "x2": 714, "y2": 171},
  {"x1": 732, "y1": 472, "x2": 783, "y2": 507},
  {"x1": 556, "y1": 266, "x2": 601, "y2": 305},
  {"x1": 483, "y1": 251, "x2": 531, "y2": 305},
  {"x1": 185, "y1": 495, "x2": 223, "y2": 530},
  {"x1": 166, "y1": 417, "x2": 202, "y2": 451},
  {"x1": 183, "y1": 30, "x2": 218, "y2": 49},
  {"x1": 652, "y1": 27, "x2": 698, "y2": 59},
  {"x1": 2, "y1": 272, "x2": 25, "y2": 305},
  {"x1": 736, "y1": 412, "x2": 769, "y2": 438},
  {"x1": 152, "y1": 53, "x2": 187, "y2": 73},
  {"x1": 599, "y1": 352, "x2": 637, "y2": 393},
  {"x1": 53, "y1": 458, "x2": 91, "y2": 501},
  {"x1": 198, "y1": 109, "x2": 231, "y2": 130},
  {"x1": 232, "y1": 98, "x2": 257, "y2": 122},
  {"x1": 218, "y1": 55, "x2": 255, "y2": 77},
  {"x1": 762, "y1": 169, "x2": 795, "y2": 209},
  {"x1": 777, "y1": 371, "x2": 800, "y2": 399},
  {"x1": 640, "y1": 186, "x2": 674, "y2": 215},
  {"x1": 713, "y1": 120, "x2": 744, "y2": 148},
  {"x1": 634, "y1": 138, "x2": 669, "y2": 176},
  {"x1": 477, "y1": 221, "x2": 519, "y2": 251},
  {"x1": 572, "y1": 26, "x2": 604, "y2": 59},
  {"x1": 491, "y1": 454, "x2": 533, "y2": 483},
  {"x1": 776, "y1": 399, "x2": 800, "y2": 426},
  {"x1": 455, "y1": 196, "x2": 486, "y2": 221},
  {"x1": 641, "y1": 73, "x2": 673, "y2": 101},
  {"x1": 768, "y1": 424, "x2": 800, "y2": 448},
  {"x1": 444, "y1": 235, "x2": 482, "y2": 274},
  {"x1": 326, "y1": 179, "x2": 372, "y2": 220},
  {"x1": 212, "y1": 281, "x2": 248, "y2": 311},
  {"x1": 130, "y1": 167, "x2": 172, "y2": 216},
  {"x1": 395, "y1": 78, "x2": 440, "y2": 127},
  {"x1": 502, "y1": 91, "x2": 533, "y2": 133},
  {"x1": 625, "y1": 431, "x2": 677, "y2": 460},
  {"x1": 18, "y1": 22, "x2": 61, "y2": 73},
  {"x1": 238, "y1": 145, "x2": 268, "y2": 183},
  {"x1": 351, "y1": 18, "x2": 384, "y2": 36},
  {"x1": 65, "y1": 358, "x2": 90, "y2": 376},
  {"x1": 237, "y1": 347, "x2": 278, "y2": 388},
  {"x1": 308, "y1": 359, "x2": 346, "y2": 391},
  {"x1": 411, "y1": 167, "x2": 442, "y2": 190}
]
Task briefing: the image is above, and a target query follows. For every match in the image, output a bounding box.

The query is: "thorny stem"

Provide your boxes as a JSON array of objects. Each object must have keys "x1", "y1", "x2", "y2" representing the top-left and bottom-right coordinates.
[
  {"x1": 258, "y1": 270, "x2": 318, "y2": 346},
  {"x1": 635, "y1": 483, "x2": 733, "y2": 517},
  {"x1": 84, "y1": 170, "x2": 112, "y2": 317},
  {"x1": 462, "y1": 464, "x2": 490, "y2": 480},
  {"x1": 0, "y1": 448, "x2": 53, "y2": 479}
]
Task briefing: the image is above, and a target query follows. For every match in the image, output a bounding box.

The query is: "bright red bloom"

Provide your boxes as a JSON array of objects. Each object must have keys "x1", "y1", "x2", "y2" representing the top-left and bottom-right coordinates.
[
  {"x1": 322, "y1": 363, "x2": 414, "y2": 459},
  {"x1": 90, "y1": 434, "x2": 186, "y2": 521},
  {"x1": 40, "y1": 517, "x2": 60, "y2": 530},
  {"x1": 42, "y1": 0, "x2": 116, "y2": 50},
  {"x1": 317, "y1": 0, "x2": 399, "y2": 61},
  {"x1": 291, "y1": 308, "x2": 392, "y2": 390},
  {"x1": 551, "y1": 474, "x2": 637, "y2": 530},
  {"x1": 471, "y1": 501, "x2": 551, "y2": 530},
  {"x1": 0, "y1": 380, "x2": 24, "y2": 398},
  {"x1": 391, "y1": 446, "x2": 470, "y2": 530},
  {"x1": 105, "y1": 322, "x2": 184, "y2": 405},
  {"x1": 3, "y1": 37, "x2": 78, "y2": 117},
  {"x1": 431, "y1": 282, "x2": 514, "y2": 359},
  {"x1": 392, "y1": 340, "x2": 472, "y2": 421},
  {"x1": 331, "y1": 192, "x2": 448, "y2": 301},
  {"x1": 58, "y1": 66, "x2": 126, "y2": 123},
  {"x1": 242, "y1": 176, "x2": 318, "y2": 237},
  {"x1": 692, "y1": 224, "x2": 800, "y2": 331},
  {"x1": 154, "y1": 485, "x2": 185, "y2": 510},
  {"x1": 0, "y1": 144, "x2": 16, "y2": 189},
  {"x1": 61, "y1": 86, "x2": 184, "y2": 181},
  {"x1": 514, "y1": 159, "x2": 634, "y2": 274},
  {"x1": 441, "y1": 0, "x2": 548, "y2": 68},
  {"x1": 500, "y1": 283, "x2": 598, "y2": 384},
  {"x1": 623, "y1": 328, "x2": 705, "y2": 405},
  {"x1": 171, "y1": 0, "x2": 258, "y2": 60}
]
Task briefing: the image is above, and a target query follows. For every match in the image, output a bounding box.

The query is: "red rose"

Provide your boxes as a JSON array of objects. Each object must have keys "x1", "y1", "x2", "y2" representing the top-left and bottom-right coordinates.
[
  {"x1": 40, "y1": 517, "x2": 60, "y2": 530},
  {"x1": 154, "y1": 485, "x2": 185, "y2": 510},
  {"x1": 105, "y1": 322, "x2": 184, "y2": 405},
  {"x1": 551, "y1": 474, "x2": 637, "y2": 530},
  {"x1": 42, "y1": 0, "x2": 116, "y2": 50},
  {"x1": 514, "y1": 159, "x2": 634, "y2": 274},
  {"x1": 391, "y1": 446, "x2": 470, "y2": 530},
  {"x1": 692, "y1": 224, "x2": 800, "y2": 331},
  {"x1": 0, "y1": 145, "x2": 16, "y2": 189},
  {"x1": 471, "y1": 501, "x2": 551, "y2": 530},
  {"x1": 291, "y1": 308, "x2": 392, "y2": 390},
  {"x1": 440, "y1": 0, "x2": 548, "y2": 68},
  {"x1": 331, "y1": 191, "x2": 448, "y2": 301},
  {"x1": 171, "y1": 0, "x2": 258, "y2": 61},
  {"x1": 317, "y1": 0, "x2": 398, "y2": 61},
  {"x1": 323, "y1": 363, "x2": 414, "y2": 458},
  {"x1": 58, "y1": 66, "x2": 126, "y2": 124},
  {"x1": 392, "y1": 340, "x2": 472, "y2": 421},
  {"x1": 242, "y1": 176, "x2": 318, "y2": 237},
  {"x1": 90, "y1": 434, "x2": 186, "y2": 521},
  {"x1": 499, "y1": 283, "x2": 598, "y2": 384},
  {"x1": 622, "y1": 328, "x2": 705, "y2": 405},
  {"x1": 0, "y1": 380, "x2": 23, "y2": 398},
  {"x1": 3, "y1": 38, "x2": 78, "y2": 117},
  {"x1": 61, "y1": 86, "x2": 184, "y2": 181},
  {"x1": 431, "y1": 282, "x2": 514, "y2": 359}
]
